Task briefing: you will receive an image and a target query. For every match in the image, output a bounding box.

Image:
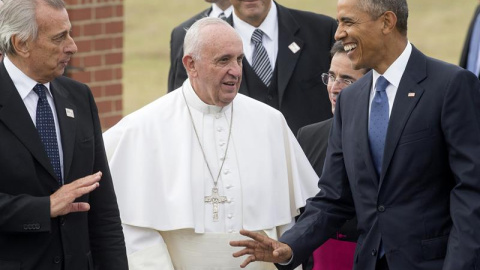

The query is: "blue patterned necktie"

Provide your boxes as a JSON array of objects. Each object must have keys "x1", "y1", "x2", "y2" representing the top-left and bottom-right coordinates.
[
  {"x1": 34, "y1": 84, "x2": 62, "y2": 185},
  {"x1": 251, "y1": 29, "x2": 273, "y2": 87},
  {"x1": 467, "y1": 12, "x2": 480, "y2": 75},
  {"x1": 368, "y1": 76, "x2": 390, "y2": 176}
]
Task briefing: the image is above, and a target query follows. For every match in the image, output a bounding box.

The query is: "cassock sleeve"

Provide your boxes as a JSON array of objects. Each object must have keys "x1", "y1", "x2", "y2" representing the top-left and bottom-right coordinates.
[{"x1": 122, "y1": 224, "x2": 174, "y2": 270}]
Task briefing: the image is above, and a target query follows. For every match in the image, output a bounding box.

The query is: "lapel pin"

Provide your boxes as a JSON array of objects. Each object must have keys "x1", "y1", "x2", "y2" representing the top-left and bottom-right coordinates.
[
  {"x1": 408, "y1": 92, "x2": 415, "y2": 97},
  {"x1": 288, "y1": 42, "x2": 300, "y2": 54},
  {"x1": 65, "y1": 108, "x2": 75, "y2": 118}
]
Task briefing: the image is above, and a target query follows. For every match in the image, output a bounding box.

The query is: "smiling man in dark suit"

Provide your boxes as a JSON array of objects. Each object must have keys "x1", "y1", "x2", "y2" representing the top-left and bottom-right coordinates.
[
  {"x1": 230, "y1": 0, "x2": 480, "y2": 269},
  {"x1": 0, "y1": 0, "x2": 127, "y2": 269},
  {"x1": 168, "y1": 0, "x2": 232, "y2": 92}
]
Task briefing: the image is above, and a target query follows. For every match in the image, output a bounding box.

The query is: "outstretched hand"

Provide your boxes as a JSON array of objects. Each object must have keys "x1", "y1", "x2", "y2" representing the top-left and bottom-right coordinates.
[
  {"x1": 230, "y1": 229, "x2": 293, "y2": 268},
  {"x1": 50, "y1": 172, "x2": 102, "y2": 217}
]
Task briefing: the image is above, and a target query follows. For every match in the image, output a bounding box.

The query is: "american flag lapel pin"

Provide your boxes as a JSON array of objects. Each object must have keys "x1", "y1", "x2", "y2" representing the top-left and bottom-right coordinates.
[
  {"x1": 65, "y1": 108, "x2": 75, "y2": 118},
  {"x1": 408, "y1": 92, "x2": 415, "y2": 97}
]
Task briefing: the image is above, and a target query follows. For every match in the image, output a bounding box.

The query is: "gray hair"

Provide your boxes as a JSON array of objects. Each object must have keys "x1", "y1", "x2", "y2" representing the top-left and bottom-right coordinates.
[
  {"x1": 183, "y1": 17, "x2": 238, "y2": 60},
  {"x1": 358, "y1": 0, "x2": 408, "y2": 36},
  {"x1": 0, "y1": 0, "x2": 65, "y2": 56}
]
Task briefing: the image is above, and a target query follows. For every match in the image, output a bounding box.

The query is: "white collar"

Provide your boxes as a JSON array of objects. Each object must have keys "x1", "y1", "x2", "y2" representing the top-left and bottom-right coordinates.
[
  {"x1": 4, "y1": 55, "x2": 52, "y2": 99},
  {"x1": 210, "y1": 4, "x2": 233, "y2": 18},
  {"x1": 372, "y1": 42, "x2": 412, "y2": 88},
  {"x1": 232, "y1": 0, "x2": 277, "y2": 43},
  {"x1": 183, "y1": 80, "x2": 232, "y2": 115}
]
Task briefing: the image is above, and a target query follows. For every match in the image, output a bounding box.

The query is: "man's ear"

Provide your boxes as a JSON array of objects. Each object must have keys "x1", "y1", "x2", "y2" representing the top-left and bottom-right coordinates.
[
  {"x1": 11, "y1": 35, "x2": 30, "y2": 57},
  {"x1": 382, "y1": 11, "x2": 397, "y2": 34},
  {"x1": 182, "y1": 55, "x2": 198, "y2": 77}
]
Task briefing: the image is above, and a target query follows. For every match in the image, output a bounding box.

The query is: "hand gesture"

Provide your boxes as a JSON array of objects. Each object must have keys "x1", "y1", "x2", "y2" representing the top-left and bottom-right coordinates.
[
  {"x1": 50, "y1": 172, "x2": 102, "y2": 217},
  {"x1": 230, "y1": 229, "x2": 293, "y2": 268}
]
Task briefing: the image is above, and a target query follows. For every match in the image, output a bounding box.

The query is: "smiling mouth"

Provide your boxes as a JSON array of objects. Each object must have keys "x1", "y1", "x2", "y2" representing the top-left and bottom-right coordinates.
[{"x1": 344, "y1": 44, "x2": 357, "y2": 53}]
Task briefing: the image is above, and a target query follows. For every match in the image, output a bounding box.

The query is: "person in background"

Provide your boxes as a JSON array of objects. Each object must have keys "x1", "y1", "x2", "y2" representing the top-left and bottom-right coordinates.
[
  {"x1": 230, "y1": 0, "x2": 480, "y2": 269},
  {"x1": 168, "y1": 0, "x2": 232, "y2": 91},
  {"x1": 459, "y1": 0, "x2": 480, "y2": 78},
  {"x1": 0, "y1": 0, "x2": 128, "y2": 269},
  {"x1": 104, "y1": 17, "x2": 318, "y2": 270},
  {"x1": 296, "y1": 40, "x2": 368, "y2": 270}
]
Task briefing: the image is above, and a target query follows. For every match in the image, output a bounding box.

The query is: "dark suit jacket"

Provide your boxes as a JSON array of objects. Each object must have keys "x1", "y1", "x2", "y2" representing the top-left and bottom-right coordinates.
[
  {"x1": 279, "y1": 46, "x2": 480, "y2": 270},
  {"x1": 0, "y1": 62, "x2": 128, "y2": 270},
  {"x1": 459, "y1": 4, "x2": 480, "y2": 77},
  {"x1": 168, "y1": 3, "x2": 337, "y2": 134},
  {"x1": 167, "y1": 7, "x2": 211, "y2": 92}
]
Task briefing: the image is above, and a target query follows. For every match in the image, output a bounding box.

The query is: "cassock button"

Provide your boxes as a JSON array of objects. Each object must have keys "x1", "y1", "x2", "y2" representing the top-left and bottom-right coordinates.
[
  {"x1": 217, "y1": 127, "x2": 223, "y2": 132},
  {"x1": 215, "y1": 114, "x2": 222, "y2": 119},
  {"x1": 371, "y1": 249, "x2": 377, "y2": 256},
  {"x1": 223, "y1": 169, "x2": 230, "y2": 175},
  {"x1": 226, "y1": 184, "x2": 233, "y2": 189},
  {"x1": 377, "y1": 205, "x2": 386, "y2": 212},
  {"x1": 227, "y1": 198, "x2": 232, "y2": 203},
  {"x1": 220, "y1": 142, "x2": 225, "y2": 146},
  {"x1": 227, "y1": 214, "x2": 233, "y2": 219},
  {"x1": 228, "y1": 229, "x2": 233, "y2": 233}
]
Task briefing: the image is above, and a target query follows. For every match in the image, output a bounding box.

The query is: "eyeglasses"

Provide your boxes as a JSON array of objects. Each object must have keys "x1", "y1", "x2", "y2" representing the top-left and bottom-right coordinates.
[{"x1": 321, "y1": 73, "x2": 355, "y2": 87}]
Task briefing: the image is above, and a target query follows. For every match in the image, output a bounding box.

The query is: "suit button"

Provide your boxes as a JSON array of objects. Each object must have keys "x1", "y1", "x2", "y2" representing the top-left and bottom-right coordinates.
[
  {"x1": 53, "y1": 256, "x2": 61, "y2": 264},
  {"x1": 35, "y1": 224, "x2": 41, "y2": 230},
  {"x1": 267, "y1": 95, "x2": 273, "y2": 100},
  {"x1": 60, "y1": 217, "x2": 66, "y2": 226},
  {"x1": 23, "y1": 224, "x2": 28, "y2": 230},
  {"x1": 377, "y1": 205, "x2": 385, "y2": 212},
  {"x1": 371, "y1": 249, "x2": 377, "y2": 256}
]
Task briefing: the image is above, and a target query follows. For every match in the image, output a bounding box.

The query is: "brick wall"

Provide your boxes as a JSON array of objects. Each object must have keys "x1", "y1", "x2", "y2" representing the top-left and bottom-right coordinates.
[{"x1": 64, "y1": 0, "x2": 124, "y2": 130}]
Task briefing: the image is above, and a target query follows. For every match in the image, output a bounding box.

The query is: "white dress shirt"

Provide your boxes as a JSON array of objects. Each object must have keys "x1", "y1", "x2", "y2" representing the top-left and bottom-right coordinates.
[{"x1": 232, "y1": 0, "x2": 278, "y2": 69}]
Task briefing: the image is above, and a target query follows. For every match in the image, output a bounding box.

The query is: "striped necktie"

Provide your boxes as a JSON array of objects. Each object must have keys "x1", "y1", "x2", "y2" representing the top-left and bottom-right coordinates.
[
  {"x1": 251, "y1": 29, "x2": 273, "y2": 87},
  {"x1": 34, "y1": 84, "x2": 62, "y2": 185}
]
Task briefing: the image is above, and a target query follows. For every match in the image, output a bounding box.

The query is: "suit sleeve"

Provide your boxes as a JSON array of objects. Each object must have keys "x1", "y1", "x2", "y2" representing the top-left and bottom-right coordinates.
[
  {"x1": 0, "y1": 193, "x2": 51, "y2": 233},
  {"x1": 441, "y1": 70, "x2": 480, "y2": 269},
  {"x1": 85, "y1": 86, "x2": 128, "y2": 269},
  {"x1": 277, "y1": 94, "x2": 356, "y2": 269}
]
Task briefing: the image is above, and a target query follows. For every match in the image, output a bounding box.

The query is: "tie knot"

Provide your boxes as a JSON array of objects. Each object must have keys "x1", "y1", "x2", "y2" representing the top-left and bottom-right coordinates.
[
  {"x1": 375, "y1": 76, "x2": 389, "y2": 92},
  {"x1": 218, "y1": 12, "x2": 227, "y2": 21},
  {"x1": 251, "y1": 29, "x2": 264, "y2": 44},
  {"x1": 33, "y1": 84, "x2": 48, "y2": 100}
]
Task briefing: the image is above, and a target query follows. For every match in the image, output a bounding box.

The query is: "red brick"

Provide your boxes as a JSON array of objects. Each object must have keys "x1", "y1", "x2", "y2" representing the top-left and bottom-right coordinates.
[
  {"x1": 105, "y1": 83, "x2": 122, "y2": 96},
  {"x1": 75, "y1": 40, "x2": 92, "y2": 53},
  {"x1": 105, "y1": 52, "x2": 122, "y2": 65},
  {"x1": 84, "y1": 55, "x2": 103, "y2": 67},
  {"x1": 95, "y1": 6, "x2": 113, "y2": 19},
  {"x1": 90, "y1": 86, "x2": 103, "y2": 98},
  {"x1": 70, "y1": 71, "x2": 92, "y2": 83},
  {"x1": 115, "y1": 5, "x2": 123, "y2": 17},
  {"x1": 71, "y1": 25, "x2": 83, "y2": 37},
  {"x1": 94, "y1": 38, "x2": 114, "y2": 51},
  {"x1": 84, "y1": 22, "x2": 104, "y2": 36},
  {"x1": 114, "y1": 99, "x2": 123, "y2": 111},
  {"x1": 113, "y1": 67, "x2": 122, "y2": 79},
  {"x1": 96, "y1": 100, "x2": 113, "y2": 113},
  {"x1": 70, "y1": 57, "x2": 82, "y2": 68},
  {"x1": 94, "y1": 69, "x2": 113, "y2": 82},
  {"x1": 101, "y1": 114, "x2": 122, "y2": 129},
  {"x1": 113, "y1": 36, "x2": 123, "y2": 49},
  {"x1": 106, "y1": 21, "x2": 123, "y2": 34},
  {"x1": 69, "y1": 8, "x2": 92, "y2": 21}
]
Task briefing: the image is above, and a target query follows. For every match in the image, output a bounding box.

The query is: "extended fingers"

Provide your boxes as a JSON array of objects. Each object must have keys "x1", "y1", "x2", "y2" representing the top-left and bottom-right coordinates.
[
  {"x1": 69, "y1": 202, "x2": 91, "y2": 213},
  {"x1": 239, "y1": 229, "x2": 267, "y2": 242},
  {"x1": 239, "y1": 255, "x2": 257, "y2": 268}
]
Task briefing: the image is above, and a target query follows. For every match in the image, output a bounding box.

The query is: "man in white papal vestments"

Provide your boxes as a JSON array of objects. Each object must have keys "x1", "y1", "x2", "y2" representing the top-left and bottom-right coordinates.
[{"x1": 103, "y1": 17, "x2": 319, "y2": 270}]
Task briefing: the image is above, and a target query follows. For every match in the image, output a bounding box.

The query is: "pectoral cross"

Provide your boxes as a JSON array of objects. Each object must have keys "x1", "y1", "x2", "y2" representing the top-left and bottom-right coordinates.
[{"x1": 205, "y1": 187, "x2": 227, "y2": 222}]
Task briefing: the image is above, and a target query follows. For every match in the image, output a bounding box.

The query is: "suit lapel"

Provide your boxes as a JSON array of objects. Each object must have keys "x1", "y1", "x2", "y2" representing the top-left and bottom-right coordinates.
[
  {"x1": 354, "y1": 73, "x2": 380, "y2": 186},
  {"x1": 51, "y1": 80, "x2": 76, "y2": 182},
  {"x1": 0, "y1": 63, "x2": 57, "y2": 181},
  {"x1": 379, "y1": 47, "x2": 427, "y2": 188},
  {"x1": 276, "y1": 4, "x2": 303, "y2": 106}
]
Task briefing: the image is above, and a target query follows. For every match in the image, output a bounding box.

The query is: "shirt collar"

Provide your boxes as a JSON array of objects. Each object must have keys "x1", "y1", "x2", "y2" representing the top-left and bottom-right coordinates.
[
  {"x1": 210, "y1": 4, "x2": 233, "y2": 18},
  {"x1": 372, "y1": 42, "x2": 412, "y2": 88},
  {"x1": 183, "y1": 80, "x2": 232, "y2": 115},
  {"x1": 4, "y1": 55, "x2": 52, "y2": 100},
  {"x1": 232, "y1": 0, "x2": 277, "y2": 43}
]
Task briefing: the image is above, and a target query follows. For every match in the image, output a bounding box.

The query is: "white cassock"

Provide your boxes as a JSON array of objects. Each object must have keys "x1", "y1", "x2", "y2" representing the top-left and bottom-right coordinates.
[{"x1": 103, "y1": 80, "x2": 319, "y2": 270}]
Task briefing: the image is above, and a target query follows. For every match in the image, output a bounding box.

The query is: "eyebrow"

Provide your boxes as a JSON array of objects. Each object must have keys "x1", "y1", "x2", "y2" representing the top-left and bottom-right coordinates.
[{"x1": 328, "y1": 71, "x2": 356, "y2": 81}]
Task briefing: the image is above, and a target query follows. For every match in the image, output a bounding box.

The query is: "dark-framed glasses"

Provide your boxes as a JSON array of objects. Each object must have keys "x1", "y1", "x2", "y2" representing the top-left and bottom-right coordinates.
[{"x1": 321, "y1": 73, "x2": 355, "y2": 87}]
